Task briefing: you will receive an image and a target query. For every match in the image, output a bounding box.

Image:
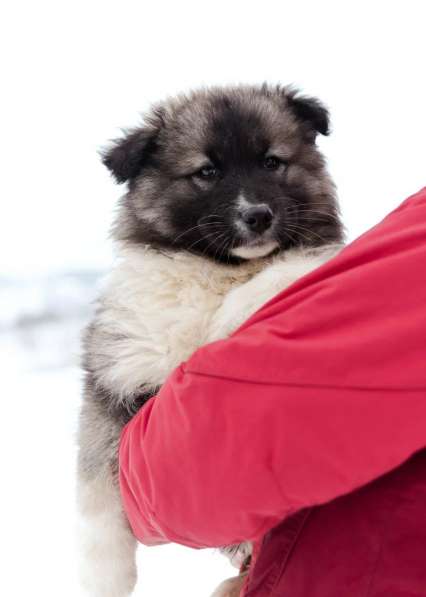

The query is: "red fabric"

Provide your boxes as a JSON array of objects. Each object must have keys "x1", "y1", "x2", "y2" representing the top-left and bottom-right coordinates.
[
  {"x1": 244, "y1": 450, "x2": 426, "y2": 596},
  {"x1": 119, "y1": 187, "x2": 426, "y2": 589}
]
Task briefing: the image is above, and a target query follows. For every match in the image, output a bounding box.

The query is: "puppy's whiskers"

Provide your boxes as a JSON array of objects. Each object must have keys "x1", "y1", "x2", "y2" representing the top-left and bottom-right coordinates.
[
  {"x1": 201, "y1": 231, "x2": 228, "y2": 258},
  {"x1": 216, "y1": 234, "x2": 232, "y2": 262},
  {"x1": 286, "y1": 208, "x2": 341, "y2": 224},
  {"x1": 285, "y1": 223, "x2": 328, "y2": 244},
  {"x1": 282, "y1": 228, "x2": 299, "y2": 246},
  {"x1": 185, "y1": 230, "x2": 226, "y2": 253},
  {"x1": 171, "y1": 219, "x2": 226, "y2": 245}
]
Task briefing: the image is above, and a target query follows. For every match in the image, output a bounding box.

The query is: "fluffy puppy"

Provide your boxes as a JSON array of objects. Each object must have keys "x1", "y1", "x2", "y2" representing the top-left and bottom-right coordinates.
[{"x1": 77, "y1": 84, "x2": 344, "y2": 597}]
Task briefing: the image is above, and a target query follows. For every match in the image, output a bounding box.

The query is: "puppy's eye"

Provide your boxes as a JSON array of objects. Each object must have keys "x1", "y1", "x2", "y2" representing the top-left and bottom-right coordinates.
[
  {"x1": 263, "y1": 156, "x2": 284, "y2": 171},
  {"x1": 196, "y1": 165, "x2": 218, "y2": 180}
]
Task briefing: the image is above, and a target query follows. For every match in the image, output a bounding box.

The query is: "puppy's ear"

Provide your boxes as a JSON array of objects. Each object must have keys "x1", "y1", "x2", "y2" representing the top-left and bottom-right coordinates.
[
  {"x1": 101, "y1": 109, "x2": 165, "y2": 183},
  {"x1": 285, "y1": 89, "x2": 330, "y2": 139}
]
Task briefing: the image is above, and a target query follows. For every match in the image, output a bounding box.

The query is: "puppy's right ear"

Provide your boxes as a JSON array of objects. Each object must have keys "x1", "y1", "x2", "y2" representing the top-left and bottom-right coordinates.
[{"x1": 101, "y1": 109, "x2": 164, "y2": 184}]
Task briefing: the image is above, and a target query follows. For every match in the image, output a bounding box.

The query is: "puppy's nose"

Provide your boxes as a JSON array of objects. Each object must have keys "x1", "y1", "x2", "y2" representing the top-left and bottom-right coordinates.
[{"x1": 240, "y1": 205, "x2": 274, "y2": 233}]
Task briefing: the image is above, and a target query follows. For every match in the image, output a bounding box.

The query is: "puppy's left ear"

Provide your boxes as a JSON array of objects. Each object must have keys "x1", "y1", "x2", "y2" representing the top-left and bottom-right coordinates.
[
  {"x1": 101, "y1": 108, "x2": 165, "y2": 184},
  {"x1": 285, "y1": 89, "x2": 330, "y2": 139}
]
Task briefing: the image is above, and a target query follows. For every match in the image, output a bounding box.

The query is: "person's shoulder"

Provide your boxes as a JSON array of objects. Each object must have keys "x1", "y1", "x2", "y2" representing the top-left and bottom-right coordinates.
[{"x1": 388, "y1": 186, "x2": 426, "y2": 216}]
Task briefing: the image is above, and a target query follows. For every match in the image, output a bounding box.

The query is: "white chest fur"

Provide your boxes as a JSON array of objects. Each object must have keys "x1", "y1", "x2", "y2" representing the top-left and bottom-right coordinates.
[
  {"x1": 88, "y1": 245, "x2": 266, "y2": 400},
  {"x1": 88, "y1": 243, "x2": 342, "y2": 402}
]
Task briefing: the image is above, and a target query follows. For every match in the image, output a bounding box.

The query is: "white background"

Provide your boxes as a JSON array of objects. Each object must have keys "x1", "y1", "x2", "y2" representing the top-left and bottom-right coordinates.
[{"x1": 1, "y1": 1, "x2": 425, "y2": 596}]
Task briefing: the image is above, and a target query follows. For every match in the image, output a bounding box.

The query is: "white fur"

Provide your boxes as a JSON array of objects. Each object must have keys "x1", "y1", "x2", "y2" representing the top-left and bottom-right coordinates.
[
  {"x1": 78, "y1": 476, "x2": 137, "y2": 597},
  {"x1": 230, "y1": 240, "x2": 279, "y2": 259},
  {"x1": 90, "y1": 244, "x2": 271, "y2": 401},
  {"x1": 90, "y1": 242, "x2": 342, "y2": 401},
  {"x1": 236, "y1": 193, "x2": 251, "y2": 210}
]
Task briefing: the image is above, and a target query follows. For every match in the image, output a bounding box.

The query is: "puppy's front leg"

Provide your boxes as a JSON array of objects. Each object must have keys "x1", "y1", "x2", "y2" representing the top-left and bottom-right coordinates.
[
  {"x1": 77, "y1": 472, "x2": 137, "y2": 597},
  {"x1": 206, "y1": 257, "x2": 293, "y2": 343},
  {"x1": 206, "y1": 246, "x2": 341, "y2": 343},
  {"x1": 77, "y1": 395, "x2": 137, "y2": 597}
]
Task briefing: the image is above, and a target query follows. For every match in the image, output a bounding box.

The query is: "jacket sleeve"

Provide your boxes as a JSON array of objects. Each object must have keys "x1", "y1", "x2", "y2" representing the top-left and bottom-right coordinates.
[{"x1": 119, "y1": 187, "x2": 426, "y2": 549}]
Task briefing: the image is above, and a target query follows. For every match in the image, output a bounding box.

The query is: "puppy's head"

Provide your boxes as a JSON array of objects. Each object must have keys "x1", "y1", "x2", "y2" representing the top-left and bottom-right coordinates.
[{"x1": 103, "y1": 85, "x2": 343, "y2": 264}]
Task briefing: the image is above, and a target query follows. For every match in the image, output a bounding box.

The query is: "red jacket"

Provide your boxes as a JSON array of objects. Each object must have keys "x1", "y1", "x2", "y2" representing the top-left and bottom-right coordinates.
[{"x1": 119, "y1": 187, "x2": 426, "y2": 596}]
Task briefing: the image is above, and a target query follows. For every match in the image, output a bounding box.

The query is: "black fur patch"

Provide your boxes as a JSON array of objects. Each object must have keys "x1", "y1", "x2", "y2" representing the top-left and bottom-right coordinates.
[
  {"x1": 286, "y1": 91, "x2": 330, "y2": 136},
  {"x1": 102, "y1": 109, "x2": 165, "y2": 183}
]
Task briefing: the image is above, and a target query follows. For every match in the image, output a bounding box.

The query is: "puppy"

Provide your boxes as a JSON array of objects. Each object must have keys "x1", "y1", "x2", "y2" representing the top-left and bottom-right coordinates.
[{"x1": 77, "y1": 84, "x2": 344, "y2": 597}]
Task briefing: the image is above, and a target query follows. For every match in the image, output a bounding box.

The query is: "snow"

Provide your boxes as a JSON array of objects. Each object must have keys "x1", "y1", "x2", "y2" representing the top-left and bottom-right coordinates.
[{"x1": 1, "y1": 274, "x2": 233, "y2": 596}]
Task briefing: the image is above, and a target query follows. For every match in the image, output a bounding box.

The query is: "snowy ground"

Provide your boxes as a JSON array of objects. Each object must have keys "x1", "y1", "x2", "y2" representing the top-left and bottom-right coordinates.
[{"x1": 1, "y1": 274, "x2": 232, "y2": 596}]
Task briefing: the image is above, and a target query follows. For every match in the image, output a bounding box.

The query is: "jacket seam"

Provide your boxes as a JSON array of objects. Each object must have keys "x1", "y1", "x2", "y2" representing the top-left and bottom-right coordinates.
[
  {"x1": 183, "y1": 366, "x2": 426, "y2": 393},
  {"x1": 270, "y1": 509, "x2": 312, "y2": 597}
]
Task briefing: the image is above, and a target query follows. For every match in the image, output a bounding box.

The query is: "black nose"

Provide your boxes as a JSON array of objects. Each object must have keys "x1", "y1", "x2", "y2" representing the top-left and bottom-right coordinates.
[{"x1": 240, "y1": 205, "x2": 274, "y2": 233}]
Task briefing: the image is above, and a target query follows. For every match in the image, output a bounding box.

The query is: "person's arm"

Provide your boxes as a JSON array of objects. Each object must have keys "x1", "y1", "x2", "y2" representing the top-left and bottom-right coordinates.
[{"x1": 119, "y1": 187, "x2": 426, "y2": 549}]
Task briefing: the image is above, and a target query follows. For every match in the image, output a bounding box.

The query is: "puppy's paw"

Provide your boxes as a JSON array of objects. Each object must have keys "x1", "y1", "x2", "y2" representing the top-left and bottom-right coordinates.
[
  {"x1": 79, "y1": 551, "x2": 137, "y2": 597},
  {"x1": 220, "y1": 542, "x2": 253, "y2": 570},
  {"x1": 210, "y1": 574, "x2": 247, "y2": 597}
]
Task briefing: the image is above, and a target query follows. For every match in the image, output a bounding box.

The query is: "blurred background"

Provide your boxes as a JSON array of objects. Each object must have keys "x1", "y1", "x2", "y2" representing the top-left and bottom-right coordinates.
[{"x1": 1, "y1": 1, "x2": 425, "y2": 595}]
